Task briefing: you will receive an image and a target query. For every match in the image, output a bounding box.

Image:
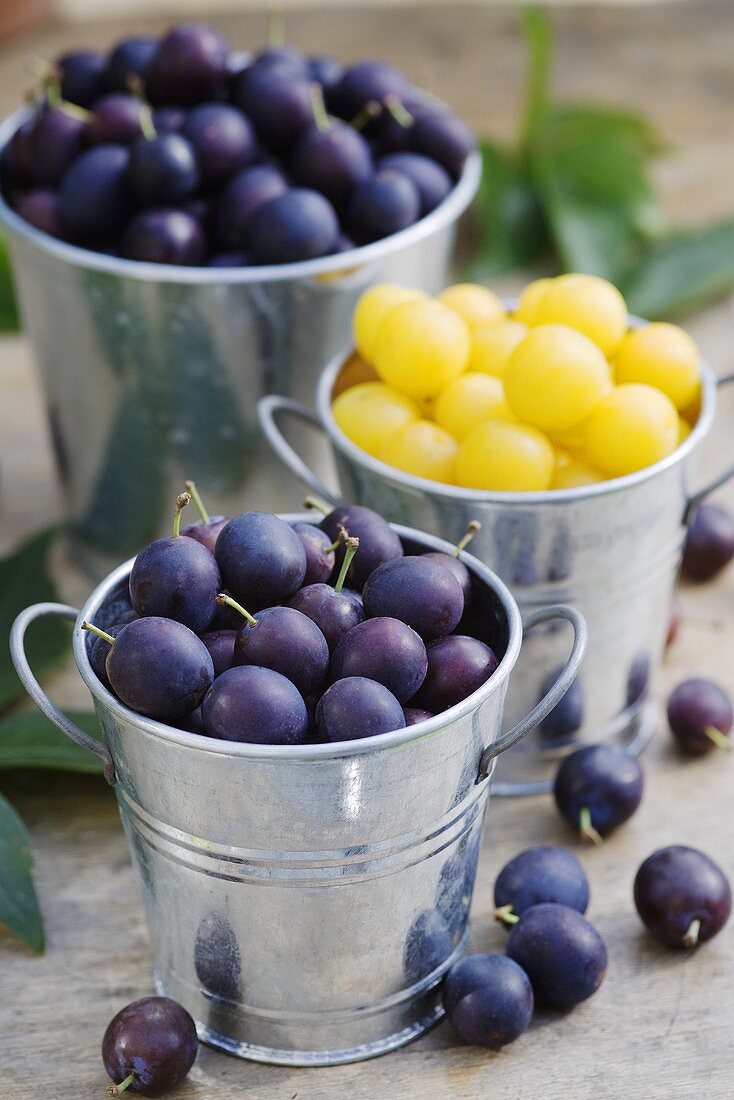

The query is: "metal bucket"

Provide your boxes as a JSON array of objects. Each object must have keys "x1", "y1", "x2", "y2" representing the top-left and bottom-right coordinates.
[
  {"x1": 0, "y1": 107, "x2": 480, "y2": 575},
  {"x1": 258, "y1": 330, "x2": 734, "y2": 796},
  {"x1": 11, "y1": 516, "x2": 584, "y2": 1066}
]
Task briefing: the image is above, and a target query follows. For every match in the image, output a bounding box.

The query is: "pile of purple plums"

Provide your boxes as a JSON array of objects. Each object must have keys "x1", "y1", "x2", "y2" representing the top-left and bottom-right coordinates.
[
  {"x1": 83, "y1": 486, "x2": 498, "y2": 745},
  {"x1": 0, "y1": 24, "x2": 475, "y2": 266}
]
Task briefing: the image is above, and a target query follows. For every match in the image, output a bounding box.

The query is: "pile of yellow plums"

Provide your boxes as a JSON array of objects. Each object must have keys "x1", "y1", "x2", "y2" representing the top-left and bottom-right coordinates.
[{"x1": 331, "y1": 275, "x2": 702, "y2": 492}]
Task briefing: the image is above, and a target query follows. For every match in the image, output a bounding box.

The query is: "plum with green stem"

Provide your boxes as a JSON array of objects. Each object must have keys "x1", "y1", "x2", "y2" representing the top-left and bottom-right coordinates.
[
  {"x1": 288, "y1": 536, "x2": 365, "y2": 650},
  {"x1": 180, "y1": 479, "x2": 228, "y2": 553},
  {"x1": 102, "y1": 995, "x2": 198, "y2": 1096},
  {"x1": 667, "y1": 678, "x2": 733, "y2": 755}
]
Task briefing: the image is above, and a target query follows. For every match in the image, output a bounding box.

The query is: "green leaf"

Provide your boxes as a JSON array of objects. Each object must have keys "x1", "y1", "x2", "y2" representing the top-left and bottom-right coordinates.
[
  {"x1": 0, "y1": 529, "x2": 68, "y2": 715},
  {"x1": 0, "y1": 232, "x2": 20, "y2": 333},
  {"x1": 466, "y1": 140, "x2": 548, "y2": 278},
  {"x1": 0, "y1": 791, "x2": 44, "y2": 952},
  {"x1": 622, "y1": 218, "x2": 734, "y2": 319},
  {"x1": 0, "y1": 711, "x2": 104, "y2": 772}
]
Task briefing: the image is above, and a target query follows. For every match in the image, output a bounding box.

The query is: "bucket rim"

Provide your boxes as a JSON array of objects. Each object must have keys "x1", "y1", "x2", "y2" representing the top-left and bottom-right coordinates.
[
  {"x1": 316, "y1": 311, "x2": 718, "y2": 506},
  {"x1": 0, "y1": 106, "x2": 481, "y2": 286},
  {"x1": 72, "y1": 516, "x2": 523, "y2": 760}
]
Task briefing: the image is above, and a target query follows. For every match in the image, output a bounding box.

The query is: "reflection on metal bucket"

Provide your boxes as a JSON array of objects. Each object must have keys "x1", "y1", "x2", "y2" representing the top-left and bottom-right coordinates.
[{"x1": 11, "y1": 518, "x2": 585, "y2": 1065}]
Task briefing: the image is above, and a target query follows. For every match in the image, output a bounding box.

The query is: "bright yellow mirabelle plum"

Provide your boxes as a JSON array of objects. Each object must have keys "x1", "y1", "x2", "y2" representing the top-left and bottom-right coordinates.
[
  {"x1": 469, "y1": 320, "x2": 528, "y2": 378},
  {"x1": 614, "y1": 322, "x2": 701, "y2": 412},
  {"x1": 438, "y1": 283, "x2": 505, "y2": 332},
  {"x1": 332, "y1": 381, "x2": 420, "y2": 457},
  {"x1": 504, "y1": 324, "x2": 613, "y2": 433},
  {"x1": 514, "y1": 277, "x2": 552, "y2": 325},
  {"x1": 550, "y1": 453, "x2": 604, "y2": 489},
  {"x1": 678, "y1": 417, "x2": 692, "y2": 445},
  {"x1": 455, "y1": 419, "x2": 554, "y2": 491},
  {"x1": 373, "y1": 298, "x2": 471, "y2": 401},
  {"x1": 434, "y1": 373, "x2": 515, "y2": 441},
  {"x1": 583, "y1": 383, "x2": 679, "y2": 477},
  {"x1": 534, "y1": 273, "x2": 628, "y2": 356},
  {"x1": 352, "y1": 284, "x2": 427, "y2": 363},
  {"x1": 379, "y1": 419, "x2": 459, "y2": 483}
]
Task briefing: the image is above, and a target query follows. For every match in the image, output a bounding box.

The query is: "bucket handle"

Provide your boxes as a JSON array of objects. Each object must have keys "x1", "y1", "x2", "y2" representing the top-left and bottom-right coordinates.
[
  {"x1": 686, "y1": 371, "x2": 734, "y2": 514},
  {"x1": 10, "y1": 602, "x2": 117, "y2": 785},
  {"x1": 477, "y1": 604, "x2": 588, "y2": 782},
  {"x1": 257, "y1": 395, "x2": 340, "y2": 505}
]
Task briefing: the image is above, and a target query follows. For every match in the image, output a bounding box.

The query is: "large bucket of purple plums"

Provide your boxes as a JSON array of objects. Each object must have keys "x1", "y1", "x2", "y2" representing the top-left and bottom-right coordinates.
[
  {"x1": 12, "y1": 497, "x2": 585, "y2": 1065},
  {"x1": 0, "y1": 24, "x2": 481, "y2": 574}
]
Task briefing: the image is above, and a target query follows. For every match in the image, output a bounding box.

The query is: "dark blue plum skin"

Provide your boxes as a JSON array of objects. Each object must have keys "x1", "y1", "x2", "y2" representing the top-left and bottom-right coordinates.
[
  {"x1": 128, "y1": 133, "x2": 199, "y2": 205},
  {"x1": 152, "y1": 107, "x2": 187, "y2": 134},
  {"x1": 634, "y1": 845, "x2": 732, "y2": 948},
  {"x1": 181, "y1": 515, "x2": 228, "y2": 555},
  {"x1": 362, "y1": 555, "x2": 464, "y2": 642},
  {"x1": 0, "y1": 119, "x2": 35, "y2": 191},
  {"x1": 290, "y1": 120, "x2": 373, "y2": 210},
  {"x1": 403, "y1": 706, "x2": 433, "y2": 726},
  {"x1": 234, "y1": 605, "x2": 329, "y2": 697},
  {"x1": 287, "y1": 583, "x2": 365, "y2": 652},
  {"x1": 494, "y1": 847, "x2": 590, "y2": 923},
  {"x1": 195, "y1": 912, "x2": 241, "y2": 999},
  {"x1": 90, "y1": 623, "x2": 124, "y2": 691},
  {"x1": 215, "y1": 511, "x2": 307, "y2": 611},
  {"x1": 682, "y1": 503, "x2": 734, "y2": 581},
  {"x1": 292, "y1": 522, "x2": 337, "y2": 585},
  {"x1": 208, "y1": 251, "x2": 251, "y2": 267},
  {"x1": 246, "y1": 188, "x2": 340, "y2": 264},
  {"x1": 253, "y1": 46, "x2": 309, "y2": 77},
  {"x1": 420, "y1": 551, "x2": 471, "y2": 600},
  {"x1": 538, "y1": 671, "x2": 583, "y2": 745},
  {"x1": 307, "y1": 55, "x2": 344, "y2": 92},
  {"x1": 106, "y1": 617, "x2": 214, "y2": 721},
  {"x1": 408, "y1": 107, "x2": 476, "y2": 177},
  {"x1": 15, "y1": 189, "x2": 63, "y2": 238},
  {"x1": 553, "y1": 744, "x2": 644, "y2": 839},
  {"x1": 319, "y1": 505, "x2": 403, "y2": 589},
  {"x1": 506, "y1": 903, "x2": 607, "y2": 1009},
  {"x1": 442, "y1": 954, "x2": 534, "y2": 1049},
  {"x1": 201, "y1": 665, "x2": 308, "y2": 745},
  {"x1": 102, "y1": 996, "x2": 199, "y2": 1097},
  {"x1": 409, "y1": 635, "x2": 498, "y2": 714},
  {"x1": 122, "y1": 208, "x2": 207, "y2": 265},
  {"x1": 129, "y1": 534, "x2": 220, "y2": 633},
  {"x1": 104, "y1": 36, "x2": 158, "y2": 93},
  {"x1": 316, "y1": 676, "x2": 405, "y2": 742},
  {"x1": 57, "y1": 49, "x2": 106, "y2": 107},
  {"x1": 329, "y1": 60, "x2": 411, "y2": 121},
  {"x1": 212, "y1": 164, "x2": 289, "y2": 250},
  {"x1": 667, "y1": 678, "x2": 733, "y2": 755},
  {"x1": 378, "y1": 151, "x2": 452, "y2": 215},
  {"x1": 201, "y1": 629, "x2": 237, "y2": 677},
  {"x1": 347, "y1": 169, "x2": 420, "y2": 243},
  {"x1": 146, "y1": 23, "x2": 230, "y2": 106},
  {"x1": 59, "y1": 144, "x2": 131, "y2": 241},
  {"x1": 403, "y1": 908, "x2": 452, "y2": 985},
  {"x1": 231, "y1": 67, "x2": 314, "y2": 153},
  {"x1": 330, "y1": 616, "x2": 427, "y2": 703},
  {"x1": 27, "y1": 108, "x2": 86, "y2": 187},
  {"x1": 89, "y1": 94, "x2": 146, "y2": 145},
  {"x1": 181, "y1": 103, "x2": 258, "y2": 190}
]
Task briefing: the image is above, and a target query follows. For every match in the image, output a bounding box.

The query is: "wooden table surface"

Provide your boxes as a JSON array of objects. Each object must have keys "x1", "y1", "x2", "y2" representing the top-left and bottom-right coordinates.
[{"x1": 1, "y1": 4, "x2": 734, "y2": 1098}]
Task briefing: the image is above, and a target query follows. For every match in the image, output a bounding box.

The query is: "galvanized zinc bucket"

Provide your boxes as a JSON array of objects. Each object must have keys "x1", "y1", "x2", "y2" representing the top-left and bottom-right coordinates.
[
  {"x1": 0, "y1": 107, "x2": 480, "y2": 575},
  {"x1": 11, "y1": 517, "x2": 584, "y2": 1066},
  {"x1": 258, "y1": 330, "x2": 734, "y2": 796}
]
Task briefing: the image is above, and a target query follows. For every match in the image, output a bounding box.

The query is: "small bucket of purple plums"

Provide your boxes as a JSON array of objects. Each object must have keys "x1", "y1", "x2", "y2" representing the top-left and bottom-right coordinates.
[
  {"x1": 0, "y1": 24, "x2": 481, "y2": 568},
  {"x1": 12, "y1": 492, "x2": 585, "y2": 1066}
]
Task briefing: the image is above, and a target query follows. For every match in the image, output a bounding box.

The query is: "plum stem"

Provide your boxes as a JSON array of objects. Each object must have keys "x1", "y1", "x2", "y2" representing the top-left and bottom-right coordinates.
[
  {"x1": 184, "y1": 480, "x2": 210, "y2": 524},
  {"x1": 303, "y1": 495, "x2": 330, "y2": 516},
  {"x1": 350, "y1": 99, "x2": 382, "y2": 132},
  {"x1": 107, "y1": 1074, "x2": 135, "y2": 1097},
  {"x1": 493, "y1": 904, "x2": 519, "y2": 926},
  {"x1": 216, "y1": 593, "x2": 258, "y2": 627},
  {"x1": 81, "y1": 621, "x2": 116, "y2": 646},
  {"x1": 705, "y1": 725, "x2": 732, "y2": 751},
  {"x1": 139, "y1": 104, "x2": 156, "y2": 141},
  {"x1": 310, "y1": 83, "x2": 330, "y2": 132},
  {"x1": 324, "y1": 528, "x2": 347, "y2": 555},
  {"x1": 682, "y1": 918, "x2": 701, "y2": 948},
  {"x1": 452, "y1": 520, "x2": 482, "y2": 558},
  {"x1": 384, "y1": 93, "x2": 414, "y2": 128},
  {"x1": 579, "y1": 806, "x2": 603, "y2": 845},
  {"x1": 334, "y1": 537, "x2": 359, "y2": 593},
  {"x1": 267, "y1": 9, "x2": 286, "y2": 46},
  {"x1": 173, "y1": 492, "x2": 191, "y2": 538}
]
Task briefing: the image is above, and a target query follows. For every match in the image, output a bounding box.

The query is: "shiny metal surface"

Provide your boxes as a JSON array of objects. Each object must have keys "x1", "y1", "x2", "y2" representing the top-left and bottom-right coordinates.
[
  {"x1": 258, "y1": 337, "x2": 734, "y2": 795},
  {"x1": 11, "y1": 517, "x2": 585, "y2": 1065},
  {"x1": 0, "y1": 107, "x2": 480, "y2": 575}
]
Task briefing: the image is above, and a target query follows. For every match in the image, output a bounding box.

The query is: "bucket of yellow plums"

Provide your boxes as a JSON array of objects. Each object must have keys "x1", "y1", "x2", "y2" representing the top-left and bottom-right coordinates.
[{"x1": 259, "y1": 274, "x2": 734, "y2": 794}]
